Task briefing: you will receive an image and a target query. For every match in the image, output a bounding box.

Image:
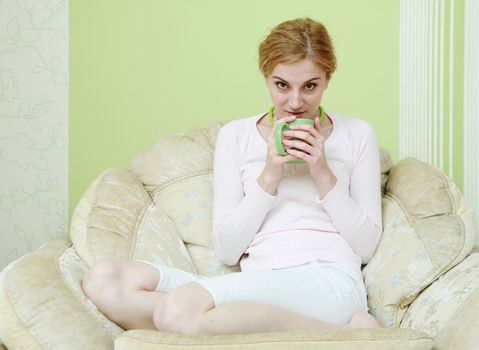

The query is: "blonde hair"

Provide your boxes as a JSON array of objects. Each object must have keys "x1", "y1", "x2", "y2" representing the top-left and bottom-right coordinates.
[{"x1": 258, "y1": 18, "x2": 337, "y2": 80}]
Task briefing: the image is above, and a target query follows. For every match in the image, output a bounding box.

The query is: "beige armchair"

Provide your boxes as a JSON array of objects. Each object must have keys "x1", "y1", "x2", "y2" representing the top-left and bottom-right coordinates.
[{"x1": 0, "y1": 122, "x2": 477, "y2": 350}]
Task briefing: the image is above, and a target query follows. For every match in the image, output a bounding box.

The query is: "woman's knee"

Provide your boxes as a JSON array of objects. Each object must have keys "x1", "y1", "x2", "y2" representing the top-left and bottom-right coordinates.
[
  {"x1": 81, "y1": 260, "x2": 123, "y2": 304},
  {"x1": 153, "y1": 283, "x2": 214, "y2": 335}
]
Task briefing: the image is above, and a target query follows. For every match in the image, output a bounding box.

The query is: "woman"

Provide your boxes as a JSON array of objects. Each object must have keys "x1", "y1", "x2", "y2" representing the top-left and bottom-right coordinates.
[{"x1": 82, "y1": 17, "x2": 382, "y2": 335}]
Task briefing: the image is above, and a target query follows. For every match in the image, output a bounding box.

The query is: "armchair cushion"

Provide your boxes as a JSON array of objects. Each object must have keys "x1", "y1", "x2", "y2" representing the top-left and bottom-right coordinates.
[
  {"x1": 0, "y1": 237, "x2": 113, "y2": 349},
  {"x1": 69, "y1": 167, "x2": 151, "y2": 265},
  {"x1": 127, "y1": 123, "x2": 242, "y2": 276},
  {"x1": 69, "y1": 167, "x2": 196, "y2": 273},
  {"x1": 128, "y1": 124, "x2": 222, "y2": 248},
  {"x1": 114, "y1": 328, "x2": 433, "y2": 350},
  {"x1": 401, "y1": 252, "x2": 479, "y2": 347},
  {"x1": 363, "y1": 158, "x2": 476, "y2": 327}
]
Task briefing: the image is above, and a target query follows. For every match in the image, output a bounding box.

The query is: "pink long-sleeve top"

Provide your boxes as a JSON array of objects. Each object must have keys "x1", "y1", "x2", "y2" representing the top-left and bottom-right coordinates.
[{"x1": 212, "y1": 111, "x2": 382, "y2": 273}]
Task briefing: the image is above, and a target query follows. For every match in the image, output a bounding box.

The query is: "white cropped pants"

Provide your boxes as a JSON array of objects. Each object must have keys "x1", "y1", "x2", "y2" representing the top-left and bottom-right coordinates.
[{"x1": 137, "y1": 260, "x2": 368, "y2": 325}]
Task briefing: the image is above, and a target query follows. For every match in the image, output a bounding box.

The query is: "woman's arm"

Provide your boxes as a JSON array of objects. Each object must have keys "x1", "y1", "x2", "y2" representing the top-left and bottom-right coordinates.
[
  {"x1": 212, "y1": 124, "x2": 277, "y2": 266},
  {"x1": 316, "y1": 124, "x2": 382, "y2": 264}
]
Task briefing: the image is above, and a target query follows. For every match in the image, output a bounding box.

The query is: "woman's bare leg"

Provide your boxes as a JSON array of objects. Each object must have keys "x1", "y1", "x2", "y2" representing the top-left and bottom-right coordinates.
[
  {"x1": 154, "y1": 282, "x2": 380, "y2": 335},
  {"x1": 347, "y1": 312, "x2": 381, "y2": 328},
  {"x1": 198, "y1": 303, "x2": 380, "y2": 334},
  {"x1": 81, "y1": 260, "x2": 165, "y2": 330},
  {"x1": 198, "y1": 301, "x2": 342, "y2": 334}
]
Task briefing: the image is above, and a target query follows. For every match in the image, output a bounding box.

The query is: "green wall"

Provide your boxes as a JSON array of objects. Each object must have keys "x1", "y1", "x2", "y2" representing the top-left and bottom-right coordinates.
[{"x1": 70, "y1": 0, "x2": 399, "y2": 217}]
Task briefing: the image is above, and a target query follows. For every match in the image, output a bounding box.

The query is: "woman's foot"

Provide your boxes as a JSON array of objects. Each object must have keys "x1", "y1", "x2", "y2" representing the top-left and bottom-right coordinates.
[{"x1": 345, "y1": 311, "x2": 381, "y2": 329}]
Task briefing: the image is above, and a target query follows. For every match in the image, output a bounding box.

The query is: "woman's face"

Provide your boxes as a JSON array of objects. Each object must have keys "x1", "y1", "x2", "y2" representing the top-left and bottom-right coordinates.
[{"x1": 265, "y1": 58, "x2": 329, "y2": 120}]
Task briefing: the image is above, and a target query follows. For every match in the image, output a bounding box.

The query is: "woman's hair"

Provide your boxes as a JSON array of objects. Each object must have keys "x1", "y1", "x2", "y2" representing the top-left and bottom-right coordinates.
[{"x1": 258, "y1": 18, "x2": 337, "y2": 80}]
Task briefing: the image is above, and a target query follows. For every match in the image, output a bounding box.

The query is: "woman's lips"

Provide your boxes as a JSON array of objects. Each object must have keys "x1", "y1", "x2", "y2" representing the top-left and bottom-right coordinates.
[{"x1": 286, "y1": 111, "x2": 306, "y2": 115}]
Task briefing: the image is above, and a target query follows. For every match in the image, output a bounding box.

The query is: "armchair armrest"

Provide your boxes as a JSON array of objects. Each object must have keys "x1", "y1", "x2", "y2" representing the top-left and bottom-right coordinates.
[
  {"x1": 0, "y1": 236, "x2": 116, "y2": 350},
  {"x1": 401, "y1": 253, "x2": 479, "y2": 350},
  {"x1": 114, "y1": 328, "x2": 433, "y2": 350}
]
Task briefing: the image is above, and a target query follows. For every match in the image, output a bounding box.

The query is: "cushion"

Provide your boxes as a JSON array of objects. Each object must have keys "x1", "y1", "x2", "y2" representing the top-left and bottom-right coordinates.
[
  {"x1": 58, "y1": 246, "x2": 123, "y2": 338},
  {"x1": 128, "y1": 123, "x2": 223, "y2": 249},
  {"x1": 114, "y1": 328, "x2": 433, "y2": 350},
  {"x1": 401, "y1": 253, "x2": 479, "y2": 341},
  {"x1": 363, "y1": 158, "x2": 476, "y2": 327},
  {"x1": 131, "y1": 203, "x2": 196, "y2": 273},
  {"x1": 70, "y1": 167, "x2": 195, "y2": 273},
  {"x1": 70, "y1": 167, "x2": 151, "y2": 265},
  {"x1": 185, "y1": 243, "x2": 240, "y2": 276},
  {"x1": 0, "y1": 237, "x2": 114, "y2": 349},
  {"x1": 379, "y1": 148, "x2": 394, "y2": 196}
]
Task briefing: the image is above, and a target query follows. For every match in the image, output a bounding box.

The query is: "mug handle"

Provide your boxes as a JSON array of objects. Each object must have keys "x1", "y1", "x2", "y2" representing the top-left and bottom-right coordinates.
[{"x1": 275, "y1": 122, "x2": 289, "y2": 156}]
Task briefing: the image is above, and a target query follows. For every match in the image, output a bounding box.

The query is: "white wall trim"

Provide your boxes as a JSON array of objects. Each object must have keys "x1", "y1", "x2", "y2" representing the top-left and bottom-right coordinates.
[
  {"x1": 464, "y1": 0, "x2": 479, "y2": 222},
  {"x1": 449, "y1": 0, "x2": 454, "y2": 178},
  {"x1": 400, "y1": 0, "x2": 431, "y2": 163},
  {"x1": 400, "y1": 0, "x2": 451, "y2": 176}
]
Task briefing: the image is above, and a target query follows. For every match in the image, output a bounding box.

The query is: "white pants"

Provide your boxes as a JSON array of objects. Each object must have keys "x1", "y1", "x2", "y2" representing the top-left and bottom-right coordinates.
[{"x1": 137, "y1": 260, "x2": 368, "y2": 325}]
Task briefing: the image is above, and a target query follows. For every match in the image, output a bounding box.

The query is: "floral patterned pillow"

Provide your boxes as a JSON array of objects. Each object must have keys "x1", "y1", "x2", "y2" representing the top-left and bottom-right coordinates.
[
  {"x1": 363, "y1": 158, "x2": 476, "y2": 327},
  {"x1": 400, "y1": 253, "x2": 479, "y2": 337}
]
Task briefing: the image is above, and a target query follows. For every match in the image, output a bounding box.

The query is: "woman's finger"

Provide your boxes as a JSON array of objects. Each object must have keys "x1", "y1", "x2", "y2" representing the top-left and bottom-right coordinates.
[
  {"x1": 283, "y1": 130, "x2": 317, "y2": 145},
  {"x1": 314, "y1": 116, "x2": 321, "y2": 132},
  {"x1": 282, "y1": 139, "x2": 315, "y2": 154},
  {"x1": 287, "y1": 124, "x2": 319, "y2": 138}
]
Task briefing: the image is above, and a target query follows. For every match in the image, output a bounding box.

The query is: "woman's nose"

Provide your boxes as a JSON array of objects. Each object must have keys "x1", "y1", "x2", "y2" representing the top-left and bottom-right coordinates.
[{"x1": 288, "y1": 91, "x2": 303, "y2": 110}]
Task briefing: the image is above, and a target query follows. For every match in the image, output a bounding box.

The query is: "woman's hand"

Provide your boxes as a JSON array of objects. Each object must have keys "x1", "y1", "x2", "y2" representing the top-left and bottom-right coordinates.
[
  {"x1": 281, "y1": 116, "x2": 337, "y2": 197},
  {"x1": 257, "y1": 115, "x2": 297, "y2": 195}
]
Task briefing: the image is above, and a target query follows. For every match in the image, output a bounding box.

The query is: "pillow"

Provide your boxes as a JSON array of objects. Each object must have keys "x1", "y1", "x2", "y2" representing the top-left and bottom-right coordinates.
[
  {"x1": 70, "y1": 167, "x2": 195, "y2": 273},
  {"x1": 363, "y1": 157, "x2": 476, "y2": 327},
  {"x1": 128, "y1": 123, "x2": 223, "y2": 248},
  {"x1": 400, "y1": 253, "x2": 479, "y2": 338}
]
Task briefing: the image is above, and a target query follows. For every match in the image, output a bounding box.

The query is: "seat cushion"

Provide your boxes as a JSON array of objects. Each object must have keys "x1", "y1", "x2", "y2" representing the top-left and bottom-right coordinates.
[
  {"x1": 114, "y1": 328, "x2": 433, "y2": 350},
  {"x1": 363, "y1": 158, "x2": 476, "y2": 327}
]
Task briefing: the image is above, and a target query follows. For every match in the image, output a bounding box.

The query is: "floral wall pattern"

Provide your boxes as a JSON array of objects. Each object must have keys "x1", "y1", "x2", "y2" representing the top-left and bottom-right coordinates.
[{"x1": 0, "y1": 0, "x2": 68, "y2": 269}]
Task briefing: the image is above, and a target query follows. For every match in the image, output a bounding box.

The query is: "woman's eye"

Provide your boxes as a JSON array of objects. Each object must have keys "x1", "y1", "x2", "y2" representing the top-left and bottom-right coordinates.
[
  {"x1": 276, "y1": 81, "x2": 288, "y2": 89},
  {"x1": 305, "y1": 83, "x2": 317, "y2": 91}
]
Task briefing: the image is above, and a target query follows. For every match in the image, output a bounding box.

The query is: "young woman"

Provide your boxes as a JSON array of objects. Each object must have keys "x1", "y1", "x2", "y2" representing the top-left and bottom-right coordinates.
[{"x1": 82, "y1": 17, "x2": 382, "y2": 335}]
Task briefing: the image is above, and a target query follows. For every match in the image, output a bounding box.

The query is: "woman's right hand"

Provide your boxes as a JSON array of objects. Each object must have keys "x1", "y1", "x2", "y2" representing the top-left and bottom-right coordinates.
[{"x1": 257, "y1": 115, "x2": 298, "y2": 195}]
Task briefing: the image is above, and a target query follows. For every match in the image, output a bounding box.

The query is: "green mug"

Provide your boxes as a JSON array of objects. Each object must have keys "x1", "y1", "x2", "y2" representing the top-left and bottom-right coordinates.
[{"x1": 275, "y1": 118, "x2": 314, "y2": 163}]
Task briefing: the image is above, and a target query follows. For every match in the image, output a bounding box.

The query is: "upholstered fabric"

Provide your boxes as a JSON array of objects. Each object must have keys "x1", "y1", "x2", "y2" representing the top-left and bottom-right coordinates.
[
  {"x1": 70, "y1": 167, "x2": 152, "y2": 266},
  {"x1": 59, "y1": 246, "x2": 123, "y2": 338},
  {"x1": 379, "y1": 148, "x2": 394, "y2": 196},
  {"x1": 114, "y1": 328, "x2": 433, "y2": 350},
  {"x1": 432, "y1": 282, "x2": 479, "y2": 350},
  {"x1": 0, "y1": 237, "x2": 114, "y2": 349},
  {"x1": 185, "y1": 243, "x2": 240, "y2": 276},
  {"x1": 128, "y1": 125, "x2": 221, "y2": 250},
  {"x1": 131, "y1": 203, "x2": 197, "y2": 273},
  {"x1": 401, "y1": 253, "x2": 479, "y2": 349},
  {"x1": 363, "y1": 158, "x2": 476, "y2": 328},
  {"x1": 70, "y1": 167, "x2": 198, "y2": 273}
]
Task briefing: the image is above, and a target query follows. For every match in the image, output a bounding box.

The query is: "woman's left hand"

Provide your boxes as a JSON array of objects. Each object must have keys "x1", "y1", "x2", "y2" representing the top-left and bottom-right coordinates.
[{"x1": 282, "y1": 116, "x2": 337, "y2": 194}]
